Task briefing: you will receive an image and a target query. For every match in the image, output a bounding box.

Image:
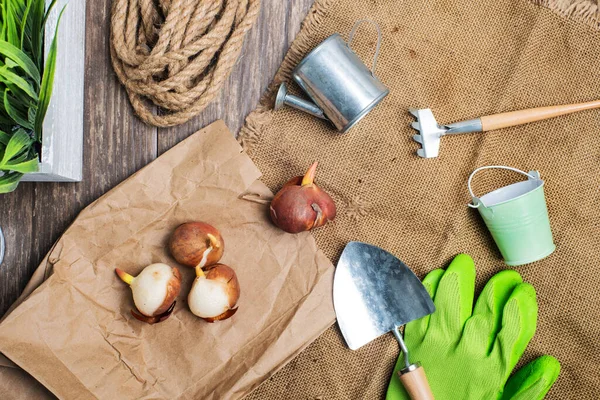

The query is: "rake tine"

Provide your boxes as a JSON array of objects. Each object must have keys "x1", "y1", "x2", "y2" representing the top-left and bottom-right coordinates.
[
  {"x1": 408, "y1": 108, "x2": 419, "y2": 118},
  {"x1": 411, "y1": 121, "x2": 421, "y2": 131},
  {"x1": 413, "y1": 134, "x2": 423, "y2": 144}
]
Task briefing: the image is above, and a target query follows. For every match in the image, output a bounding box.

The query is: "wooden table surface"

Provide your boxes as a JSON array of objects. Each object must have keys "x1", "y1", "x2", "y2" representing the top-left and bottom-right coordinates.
[{"x1": 0, "y1": 0, "x2": 314, "y2": 317}]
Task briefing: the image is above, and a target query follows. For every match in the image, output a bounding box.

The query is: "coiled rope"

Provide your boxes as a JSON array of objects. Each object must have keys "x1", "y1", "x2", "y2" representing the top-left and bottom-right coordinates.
[{"x1": 110, "y1": 0, "x2": 260, "y2": 127}]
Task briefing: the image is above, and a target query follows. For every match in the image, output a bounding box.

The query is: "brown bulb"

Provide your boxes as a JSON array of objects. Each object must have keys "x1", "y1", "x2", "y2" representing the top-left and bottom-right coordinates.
[
  {"x1": 169, "y1": 222, "x2": 224, "y2": 269},
  {"x1": 115, "y1": 264, "x2": 181, "y2": 324},
  {"x1": 270, "y1": 162, "x2": 336, "y2": 233},
  {"x1": 188, "y1": 264, "x2": 240, "y2": 322}
]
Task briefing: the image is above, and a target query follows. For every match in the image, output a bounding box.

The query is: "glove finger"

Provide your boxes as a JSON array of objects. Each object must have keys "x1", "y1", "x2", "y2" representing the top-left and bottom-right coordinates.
[
  {"x1": 491, "y1": 282, "x2": 538, "y2": 376},
  {"x1": 427, "y1": 253, "x2": 475, "y2": 340},
  {"x1": 404, "y1": 268, "x2": 444, "y2": 347},
  {"x1": 388, "y1": 269, "x2": 444, "y2": 400},
  {"x1": 386, "y1": 362, "x2": 411, "y2": 400},
  {"x1": 501, "y1": 355, "x2": 561, "y2": 400},
  {"x1": 460, "y1": 269, "x2": 523, "y2": 356}
]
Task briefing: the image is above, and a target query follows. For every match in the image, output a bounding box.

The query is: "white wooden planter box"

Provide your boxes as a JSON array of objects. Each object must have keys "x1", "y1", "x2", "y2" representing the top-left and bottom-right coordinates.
[{"x1": 22, "y1": 0, "x2": 86, "y2": 182}]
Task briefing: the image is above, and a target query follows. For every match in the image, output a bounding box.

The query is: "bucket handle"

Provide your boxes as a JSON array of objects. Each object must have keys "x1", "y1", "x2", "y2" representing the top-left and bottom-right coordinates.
[
  {"x1": 348, "y1": 20, "x2": 382, "y2": 75},
  {"x1": 468, "y1": 166, "x2": 540, "y2": 209}
]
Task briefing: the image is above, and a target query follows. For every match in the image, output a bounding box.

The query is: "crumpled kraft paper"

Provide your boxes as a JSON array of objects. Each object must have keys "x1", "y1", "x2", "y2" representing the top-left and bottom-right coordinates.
[{"x1": 0, "y1": 120, "x2": 335, "y2": 399}]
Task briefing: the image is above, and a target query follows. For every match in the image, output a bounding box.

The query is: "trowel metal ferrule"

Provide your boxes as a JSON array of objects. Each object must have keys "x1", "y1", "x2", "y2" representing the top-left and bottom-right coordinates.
[{"x1": 443, "y1": 118, "x2": 483, "y2": 135}]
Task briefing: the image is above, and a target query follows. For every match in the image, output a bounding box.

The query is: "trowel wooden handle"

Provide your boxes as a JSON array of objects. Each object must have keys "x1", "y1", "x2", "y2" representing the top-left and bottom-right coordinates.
[
  {"x1": 480, "y1": 99, "x2": 600, "y2": 131},
  {"x1": 398, "y1": 365, "x2": 434, "y2": 400}
]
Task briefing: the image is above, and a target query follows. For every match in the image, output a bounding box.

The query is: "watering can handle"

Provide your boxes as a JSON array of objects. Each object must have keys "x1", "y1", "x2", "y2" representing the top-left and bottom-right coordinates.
[
  {"x1": 468, "y1": 166, "x2": 539, "y2": 208},
  {"x1": 348, "y1": 20, "x2": 382, "y2": 75}
]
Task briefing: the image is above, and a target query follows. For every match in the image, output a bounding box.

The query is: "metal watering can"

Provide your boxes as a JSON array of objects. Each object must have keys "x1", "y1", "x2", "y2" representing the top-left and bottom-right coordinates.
[{"x1": 274, "y1": 20, "x2": 389, "y2": 133}]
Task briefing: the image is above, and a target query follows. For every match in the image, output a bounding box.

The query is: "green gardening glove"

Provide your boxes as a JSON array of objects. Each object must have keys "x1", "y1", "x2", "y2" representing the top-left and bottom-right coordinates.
[{"x1": 386, "y1": 254, "x2": 560, "y2": 400}]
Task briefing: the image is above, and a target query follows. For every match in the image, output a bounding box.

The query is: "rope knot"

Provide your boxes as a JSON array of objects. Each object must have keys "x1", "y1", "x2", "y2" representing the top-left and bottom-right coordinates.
[{"x1": 111, "y1": 0, "x2": 260, "y2": 127}]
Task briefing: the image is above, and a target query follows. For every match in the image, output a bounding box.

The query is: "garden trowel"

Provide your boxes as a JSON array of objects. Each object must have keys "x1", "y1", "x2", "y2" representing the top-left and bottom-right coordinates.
[{"x1": 334, "y1": 241, "x2": 436, "y2": 400}]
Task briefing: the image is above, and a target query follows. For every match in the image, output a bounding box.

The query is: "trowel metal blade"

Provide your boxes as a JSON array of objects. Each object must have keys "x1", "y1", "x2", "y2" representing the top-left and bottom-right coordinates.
[{"x1": 333, "y1": 242, "x2": 435, "y2": 350}]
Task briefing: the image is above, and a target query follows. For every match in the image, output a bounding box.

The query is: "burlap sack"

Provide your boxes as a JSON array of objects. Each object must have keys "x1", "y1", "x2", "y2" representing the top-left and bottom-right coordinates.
[{"x1": 240, "y1": 0, "x2": 600, "y2": 398}]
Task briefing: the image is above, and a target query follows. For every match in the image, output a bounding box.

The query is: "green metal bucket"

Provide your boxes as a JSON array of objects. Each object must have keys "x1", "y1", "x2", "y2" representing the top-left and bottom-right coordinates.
[{"x1": 468, "y1": 166, "x2": 555, "y2": 266}]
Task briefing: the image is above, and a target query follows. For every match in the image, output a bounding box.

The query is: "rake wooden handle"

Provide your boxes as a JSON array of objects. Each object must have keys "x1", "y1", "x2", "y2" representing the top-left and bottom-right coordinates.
[
  {"x1": 398, "y1": 365, "x2": 434, "y2": 400},
  {"x1": 480, "y1": 99, "x2": 600, "y2": 131}
]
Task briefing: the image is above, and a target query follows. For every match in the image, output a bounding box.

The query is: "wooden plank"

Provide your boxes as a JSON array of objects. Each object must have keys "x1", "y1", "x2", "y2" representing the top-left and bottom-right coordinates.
[
  {"x1": 0, "y1": 0, "x2": 158, "y2": 317},
  {"x1": 0, "y1": 185, "x2": 34, "y2": 316},
  {"x1": 158, "y1": 0, "x2": 316, "y2": 153}
]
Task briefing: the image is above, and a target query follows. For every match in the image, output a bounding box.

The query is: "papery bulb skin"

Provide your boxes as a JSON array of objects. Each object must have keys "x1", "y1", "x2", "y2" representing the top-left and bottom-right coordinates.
[
  {"x1": 188, "y1": 264, "x2": 240, "y2": 322},
  {"x1": 169, "y1": 222, "x2": 224, "y2": 268},
  {"x1": 115, "y1": 263, "x2": 181, "y2": 324},
  {"x1": 270, "y1": 162, "x2": 336, "y2": 233}
]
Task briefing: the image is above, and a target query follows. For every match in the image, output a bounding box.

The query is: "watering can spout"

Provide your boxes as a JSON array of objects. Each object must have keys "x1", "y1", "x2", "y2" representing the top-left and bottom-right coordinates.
[{"x1": 274, "y1": 83, "x2": 326, "y2": 120}]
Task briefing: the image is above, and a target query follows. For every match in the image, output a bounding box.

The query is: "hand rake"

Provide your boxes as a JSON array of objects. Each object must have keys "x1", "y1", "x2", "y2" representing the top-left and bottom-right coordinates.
[{"x1": 410, "y1": 99, "x2": 600, "y2": 158}]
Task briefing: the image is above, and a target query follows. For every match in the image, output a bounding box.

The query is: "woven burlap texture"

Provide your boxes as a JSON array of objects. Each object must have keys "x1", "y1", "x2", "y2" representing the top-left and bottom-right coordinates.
[{"x1": 240, "y1": 0, "x2": 600, "y2": 399}]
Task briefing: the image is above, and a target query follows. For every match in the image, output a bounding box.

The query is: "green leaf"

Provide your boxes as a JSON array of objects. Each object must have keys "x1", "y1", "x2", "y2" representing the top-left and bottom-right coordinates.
[
  {"x1": 42, "y1": 0, "x2": 58, "y2": 28},
  {"x1": 0, "y1": 170, "x2": 23, "y2": 193},
  {"x1": 27, "y1": 102, "x2": 35, "y2": 124},
  {"x1": 2, "y1": 80, "x2": 33, "y2": 108},
  {"x1": 0, "y1": 130, "x2": 9, "y2": 145},
  {"x1": 4, "y1": 89, "x2": 32, "y2": 129},
  {"x1": 19, "y1": 0, "x2": 33, "y2": 49},
  {"x1": 33, "y1": 6, "x2": 64, "y2": 140},
  {"x1": 29, "y1": 0, "x2": 46, "y2": 69},
  {"x1": 0, "y1": 40, "x2": 41, "y2": 83},
  {"x1": 5, "y1": 58, "x2": 18, "y2": 68},
  {"x1": 0, "y1": 156, "x2": 38, "y2": 173},
  {"x1": 20, "y1": 0, "x2": 38, "y2": 60},
  {"x1": 4, "y1": 1, "x2": 20, "y2": 47},
  {"x1": 0, "y1": 65, "x2": 38, "y2": 99},
  {"x1": 0, "y1": 113, "x2": 14, "y2": 127},
  {"x1": 1, "y1": 2, "x2": 8, "y2": 41},
  {"x1": 0, "y1": 128, "x2": 31, "y2": 165}
]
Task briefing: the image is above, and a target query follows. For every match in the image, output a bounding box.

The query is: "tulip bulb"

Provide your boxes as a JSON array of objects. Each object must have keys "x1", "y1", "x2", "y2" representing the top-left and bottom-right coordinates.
[
  {"x1": 115, "y1": 263, "x2": 181, "y2": 324},
  {"x1": 270, "y1": 162, "x2": 336, "y2": 233},
  {"x1": 169, "y1": 222, "x2": 224, "y2": 269},
  {"x1": 188, "y1": 264, "x2": 240, "y2": 322}
]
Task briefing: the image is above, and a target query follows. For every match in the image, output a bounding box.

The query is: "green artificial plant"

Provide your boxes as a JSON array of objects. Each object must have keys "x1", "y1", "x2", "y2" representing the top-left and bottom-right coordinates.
[{"x1": 0, "y1": 0, "x2": 63, "y2": 193}]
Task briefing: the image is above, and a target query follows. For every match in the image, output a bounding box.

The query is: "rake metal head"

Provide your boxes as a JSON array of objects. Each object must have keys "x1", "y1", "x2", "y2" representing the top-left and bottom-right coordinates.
[{"x1": 409, "y1": 108, "x2": 446, "y2": 158}]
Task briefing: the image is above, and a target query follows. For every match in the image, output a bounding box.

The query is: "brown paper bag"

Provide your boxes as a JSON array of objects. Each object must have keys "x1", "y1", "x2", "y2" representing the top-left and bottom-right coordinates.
[{"x1": 0, "y1": 120, "x2": 335, "y2": 399}]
